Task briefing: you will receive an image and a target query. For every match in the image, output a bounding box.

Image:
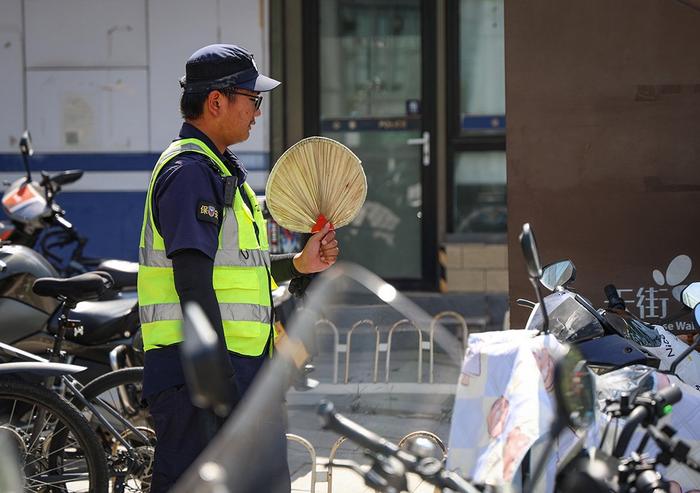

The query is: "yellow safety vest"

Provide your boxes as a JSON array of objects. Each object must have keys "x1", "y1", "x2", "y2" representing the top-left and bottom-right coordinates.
[{"x1": 137, "y1": 138, "x2": 275, "y2": 356}]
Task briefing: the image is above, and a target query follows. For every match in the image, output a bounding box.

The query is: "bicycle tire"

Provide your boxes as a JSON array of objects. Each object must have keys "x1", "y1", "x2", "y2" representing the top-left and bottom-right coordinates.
[
  {"x1": 79, "y1": 367, "x2": 144, "y2": 405},
  {"x1": 77, "y1": 367, "x2": 153, "y2": 493},
  {"x1": 0, "y1": 377, "x2": 109, "y2": 493}
]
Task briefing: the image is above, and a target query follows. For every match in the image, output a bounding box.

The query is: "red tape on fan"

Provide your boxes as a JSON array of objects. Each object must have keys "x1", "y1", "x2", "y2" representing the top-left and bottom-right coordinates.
[{"x1": 311, "y1": 214, "x2": 334, "y2": 233}]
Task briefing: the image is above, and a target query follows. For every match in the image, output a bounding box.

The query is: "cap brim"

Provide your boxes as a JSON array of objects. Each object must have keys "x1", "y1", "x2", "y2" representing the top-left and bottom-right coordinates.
[{"x1": 251, "y1": 74, "x2": 281, "y2": 92}]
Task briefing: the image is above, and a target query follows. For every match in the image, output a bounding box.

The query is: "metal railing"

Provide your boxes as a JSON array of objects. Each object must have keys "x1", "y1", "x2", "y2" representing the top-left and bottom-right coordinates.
[
  {"x1": 319, "y1": 431, "x2": 448, "y2": 493},
  {"x1": 326, "y1": 435, "x2": 349, "y2": 493},
  {"x1": 343, "y1": 319, "x2": 380, "y2": 384},
  {"x1": 429, "y1": 311, "x2": 467, "y2": 384},
  {"x1": 385, "y1": 319, "x2": 424, "y2": 383},
  {"x1": 314, "y1": 319, "x2": 340, "y2": 383},
  {"x1": 305, "y1": 312, "x2": 489, "y2": 386},
  {"x1": 398, "y1": 430, "x2": 448, "y2": 459},
  {"x1": 286, "y1": 433, "x2": 321, "y2": 492}
]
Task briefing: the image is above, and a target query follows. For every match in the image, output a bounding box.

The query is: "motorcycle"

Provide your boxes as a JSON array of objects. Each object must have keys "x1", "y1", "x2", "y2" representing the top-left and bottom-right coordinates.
[
  {"x1": 523, "y1": 254, "x2": 700, "y2": 389},
  {"x1": 0, "y1": 130, "x2": 138, "y2": 287},
  {"x1": 520, "y1": 224, "x2": 700, "y2": 492},
  {"x1": 521, "y1": 270, "x2": 660, "y2": 373},
  {"x1": 0, "y1": 241, "x2": 142, "y2": 383}
]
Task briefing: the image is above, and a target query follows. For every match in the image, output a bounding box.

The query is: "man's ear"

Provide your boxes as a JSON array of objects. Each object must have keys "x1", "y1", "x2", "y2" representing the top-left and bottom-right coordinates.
[{"x1": 207, "y1": 91, "x2": 222, "y2": 113}]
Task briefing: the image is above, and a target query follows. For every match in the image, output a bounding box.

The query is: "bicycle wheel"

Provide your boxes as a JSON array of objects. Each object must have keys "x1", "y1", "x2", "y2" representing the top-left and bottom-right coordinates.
[
  {"x1": 78, "y1": 367, "x2": 153, "y2": 493},
  {"x1": 0, "y1": 377, "x2": 109, "y2": 493}
]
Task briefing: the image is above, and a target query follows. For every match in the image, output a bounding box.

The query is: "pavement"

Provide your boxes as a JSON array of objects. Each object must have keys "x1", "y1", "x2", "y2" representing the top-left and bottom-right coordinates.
[
  {"x1": 276, "y1": 286, "x2": 500, "y2": 492},
  {"x1": 285, "y1": 348, "x2": 461, "y2": 493}
]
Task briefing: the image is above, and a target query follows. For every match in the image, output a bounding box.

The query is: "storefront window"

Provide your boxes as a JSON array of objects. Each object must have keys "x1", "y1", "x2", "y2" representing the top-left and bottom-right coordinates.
[
  {"x1": 450, "y1": 0, "x2": 506, "y2": 235},
  {"x1": 318, "y1": 0, "x2": 426, "y2": 280},
  {"x1": 319, "y1": 0, "x2": 421, "y2": 120},
  {"x1": 459, "y1": 0, "x2": 505, "y2": 132},
  {"x1": 453, "y1": 151, "x2": 506, "y2": 233}
]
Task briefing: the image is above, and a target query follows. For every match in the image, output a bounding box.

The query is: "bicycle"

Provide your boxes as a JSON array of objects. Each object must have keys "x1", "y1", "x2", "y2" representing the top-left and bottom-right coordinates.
[
  {"x1": 0, "y1": 361, "x2": 109, "y2": 492},
  {"x1": 0, "y1": 271, "x2": 154, "y2": 492}
]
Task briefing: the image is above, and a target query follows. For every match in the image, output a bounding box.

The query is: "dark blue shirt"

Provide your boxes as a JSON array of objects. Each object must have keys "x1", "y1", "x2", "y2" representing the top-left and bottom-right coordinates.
[
  {"x1": 153, "y1": 122, "x2": 248, "y2": 260},
  {"x1": 143, "y1": 123, "x2": 263, "y2": 401}
]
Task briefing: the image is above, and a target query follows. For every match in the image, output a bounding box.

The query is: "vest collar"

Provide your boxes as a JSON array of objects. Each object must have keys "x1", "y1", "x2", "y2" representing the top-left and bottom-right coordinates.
[{"x1": 178, "y1": 122, "x2": 248, "y2": 183}]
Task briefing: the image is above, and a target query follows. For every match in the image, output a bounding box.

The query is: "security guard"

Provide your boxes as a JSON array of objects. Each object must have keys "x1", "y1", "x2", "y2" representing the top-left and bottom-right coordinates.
[{"x1": 137, "y1": 44, "x2": 339, "y2": 493}]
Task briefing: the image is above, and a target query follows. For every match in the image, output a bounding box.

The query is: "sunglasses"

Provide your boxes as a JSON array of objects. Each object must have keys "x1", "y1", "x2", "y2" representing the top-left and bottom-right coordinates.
[{"x1": 232, "y1": 90, "x2": 263, "y2": 110}]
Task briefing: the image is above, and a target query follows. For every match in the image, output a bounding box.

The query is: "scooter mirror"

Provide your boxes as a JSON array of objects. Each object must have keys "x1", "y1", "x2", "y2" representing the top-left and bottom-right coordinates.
[
  {"x1": 553, "y1": 349, "x2": 595, "y2": 431},
  {"x1": 540, "y1": 260, "x2": 576, "y2": 291},
  {"x1": 681, "y1": 282, "x2": 700, "y2": 310},
  {"x1": 19, "y1": 130, "x2": 33, "y2": 157},
  {"x1": 519, "y1": 223, "x2": 543, "y2": 280}
]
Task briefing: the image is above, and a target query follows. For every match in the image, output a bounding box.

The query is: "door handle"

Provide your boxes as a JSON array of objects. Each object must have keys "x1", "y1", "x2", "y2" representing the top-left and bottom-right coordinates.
[{"x1": 407, "y1": 131, "x2": 430, "y2": 167}]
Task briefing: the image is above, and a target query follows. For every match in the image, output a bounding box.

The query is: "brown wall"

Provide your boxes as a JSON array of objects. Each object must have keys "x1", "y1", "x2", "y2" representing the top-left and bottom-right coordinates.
[{"x1": 506, "y1": 1, "x2": 700, "y2": 328}]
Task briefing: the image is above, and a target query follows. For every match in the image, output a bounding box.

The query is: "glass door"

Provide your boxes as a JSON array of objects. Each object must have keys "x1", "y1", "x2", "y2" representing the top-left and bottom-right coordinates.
[{"x1": 309, "y1": 0, "x2": 436, "y2": 288}]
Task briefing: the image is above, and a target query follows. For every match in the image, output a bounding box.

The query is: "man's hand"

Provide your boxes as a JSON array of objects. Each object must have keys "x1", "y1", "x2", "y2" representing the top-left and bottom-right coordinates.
[{"x1": 292, "y1": 223, "x2": 339, "y2": 274}]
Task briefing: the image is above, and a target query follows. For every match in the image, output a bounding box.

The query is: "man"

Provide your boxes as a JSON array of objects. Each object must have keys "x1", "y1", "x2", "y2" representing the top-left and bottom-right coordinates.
[{"x1": 137, "y1": 44, "x2": 339, "y2": 492}]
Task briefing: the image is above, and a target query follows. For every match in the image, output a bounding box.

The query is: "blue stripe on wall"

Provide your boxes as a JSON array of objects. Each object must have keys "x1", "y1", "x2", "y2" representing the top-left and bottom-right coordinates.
[
  {"x1": 1, "y1": 151, "x2": 269, "y2": 264},
  {"x1": 38, "y1": 192, "x2": 146, "y2": 263},
  {"x1": 0, "y1": 151, "x2": 269, "y2": 172}
]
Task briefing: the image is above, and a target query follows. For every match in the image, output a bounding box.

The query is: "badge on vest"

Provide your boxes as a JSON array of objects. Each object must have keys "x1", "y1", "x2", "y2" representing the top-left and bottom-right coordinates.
[{"x1": 197, "y1": 201, "x2": 221, "y2": 224}]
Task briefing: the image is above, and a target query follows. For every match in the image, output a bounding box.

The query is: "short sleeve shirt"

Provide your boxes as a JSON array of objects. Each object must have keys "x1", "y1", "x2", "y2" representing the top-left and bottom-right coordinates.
[
  {"x1": 144, "y1": 123, "x2": 255, "y2": 400},
  {"x1": 152, "y1": 122, "x2": 248, "y2": 260}
]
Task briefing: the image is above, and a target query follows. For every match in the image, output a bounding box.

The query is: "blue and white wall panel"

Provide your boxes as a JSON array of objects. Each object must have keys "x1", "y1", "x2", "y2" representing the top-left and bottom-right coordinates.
[
  {"x1": 0, "y1": 0, "x2": 25, "y2": 153},
  {"x1": 0, "y1": 0, "x2": 271, "y2": 263}
]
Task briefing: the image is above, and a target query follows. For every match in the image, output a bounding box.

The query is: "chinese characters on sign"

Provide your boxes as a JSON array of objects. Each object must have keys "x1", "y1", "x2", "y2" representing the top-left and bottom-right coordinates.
[{"x1": 611, "y1": 255, "x2": 694, "y2": 331}]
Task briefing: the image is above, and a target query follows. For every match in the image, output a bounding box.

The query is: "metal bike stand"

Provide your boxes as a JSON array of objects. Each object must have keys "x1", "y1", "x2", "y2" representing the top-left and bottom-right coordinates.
[
  {"x1": 315, "y1": 319, "x2": 340, "y2": 384},
  {"x1": 398, "y1": 430, "x2": 447, "y2": 459},
  {"x1": 286, "y1": 433, "x2": 322, "y2": 492},
  {"x1": 429, "y1": 311, "x2": 468, "y2": 383},
  {"x1": 326, "y1": 435, "x2": 349, "y2": 493},
  {"x1": 344, "y1": 320, "x2": 380, "y2": 384},
  {"x1": 385, "y1": 319, "x2": 423, "y2": 383}
]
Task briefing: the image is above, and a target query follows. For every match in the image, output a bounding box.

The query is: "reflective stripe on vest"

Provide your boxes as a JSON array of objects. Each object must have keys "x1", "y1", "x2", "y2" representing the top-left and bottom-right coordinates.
[{"x1": 137, "y1": 138, "x2": 273, "y2": 355}]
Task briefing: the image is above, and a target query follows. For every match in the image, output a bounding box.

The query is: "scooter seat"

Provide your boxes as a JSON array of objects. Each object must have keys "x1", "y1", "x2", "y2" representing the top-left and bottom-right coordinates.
[
  {"x1": 56, "y1": 296, "x2": 139, "y2": 345},
  {"x1": 96, "y1": 260, "x2": 137, "y2": 290},
  {"x1": 33, "y1": 272, "x2": 114, "y2": 303}
]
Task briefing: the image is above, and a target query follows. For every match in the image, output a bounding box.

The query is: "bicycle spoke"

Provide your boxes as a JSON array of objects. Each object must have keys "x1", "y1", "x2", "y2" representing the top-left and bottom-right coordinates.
[
  {"x1": 8, "y1": 398, "x2": 18, "y2": 424},
  {"x1": 27, "y1": 407, "x2": 55, "y2": 452},
  {"x1": 25, "y1": 472, "x2": 90, "y2": 492},
  {"x1": 27, "y1": 456, "x2": 90, "y2": 477},
  {"x1": 0, "y1": 380, "x2": 108, "y2": 492},
  {"x1": 23, "y1": 436, "x2": 83, "y2": 470}
]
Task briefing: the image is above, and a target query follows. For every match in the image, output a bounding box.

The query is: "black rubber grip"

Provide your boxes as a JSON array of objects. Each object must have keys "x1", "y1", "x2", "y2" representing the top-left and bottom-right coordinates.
[
  {"x1": 604, "y1": 284, "x2": 626, "y2": 310},
  {"x1": 656, "y1": 384, "x2": 683, "y2": 407}
]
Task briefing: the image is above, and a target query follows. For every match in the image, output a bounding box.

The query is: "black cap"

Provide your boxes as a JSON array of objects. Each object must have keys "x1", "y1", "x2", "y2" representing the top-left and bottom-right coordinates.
[{"x1": 180, "y1": 44, "x2": 280, "y2": 94}]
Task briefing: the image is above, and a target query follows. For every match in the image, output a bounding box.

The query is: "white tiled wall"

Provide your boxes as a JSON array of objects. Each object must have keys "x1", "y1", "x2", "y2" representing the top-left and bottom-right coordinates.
[
  {"x1": 0, "y1": 0, "x2": 25, "y2": 152},
  {"x1": 27, "y1": 70, "x2": 149, "y2": 152},
  {"x1": 1, "y1": 0, "x2": 271, "y2": 155}
]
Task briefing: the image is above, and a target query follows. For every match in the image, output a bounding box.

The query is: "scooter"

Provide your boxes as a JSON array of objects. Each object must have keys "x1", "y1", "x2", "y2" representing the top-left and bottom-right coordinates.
[
  {"x1": 519, "y1": 223, "x2": 700, "y2": 492},
  {"x1": 0, "y1": 241, "x2": 141, "y2": 383},
  {"x1": 0, "y1": 130, "x2": 138, "y2": 287},
  {"x1": 522, "y1": 253, "x2": 700, "y2": 388},
  {"x1": 518, "y1": 261, "x2": 660, "y2": 374}
]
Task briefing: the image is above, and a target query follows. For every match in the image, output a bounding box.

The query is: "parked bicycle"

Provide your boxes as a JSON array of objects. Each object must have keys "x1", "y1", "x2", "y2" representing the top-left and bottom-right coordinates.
[
  {"x1": 0, "y1": 360, "x2": 109, "y2": 492},
  {"x1": 0, "y1": 271, "x2": 153, "y2": 492}
]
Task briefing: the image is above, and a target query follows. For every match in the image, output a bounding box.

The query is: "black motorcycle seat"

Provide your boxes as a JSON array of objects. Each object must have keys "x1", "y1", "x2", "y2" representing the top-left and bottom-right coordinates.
[
  {"x1": 97, "y1": 260, "x2": 138, "y2": 290},
  {"x1": 59, "y1": 296, "x2": 139, "y2": 345},
  {"x1": 33, "y1": 272, "x2": 114, "y2": 303}
]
